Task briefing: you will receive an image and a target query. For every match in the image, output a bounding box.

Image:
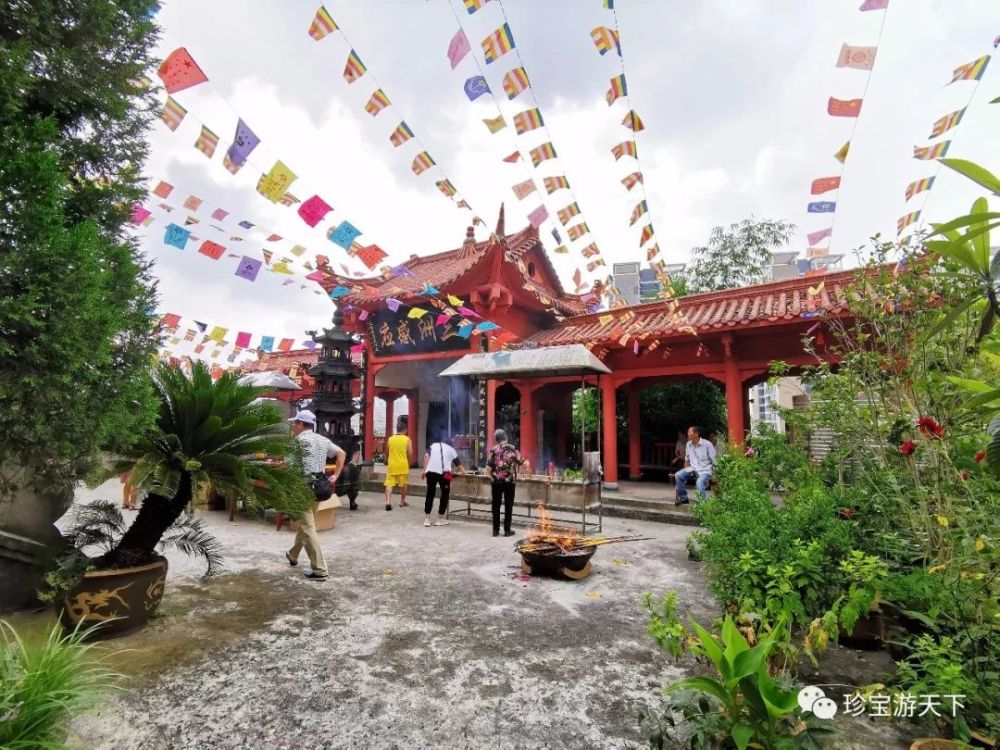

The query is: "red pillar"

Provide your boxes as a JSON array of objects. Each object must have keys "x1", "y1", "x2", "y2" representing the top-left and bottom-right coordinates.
[
  {"x1": 362, "y1": 350, "x2": 376, "y2": 460},
  {"x1": 601, "y1": 378, "x2": 618, "y2": 489},
  {"x1": 627, "y1": 384, "x2": 641, "y2": 480},
  {"x1": 555, "y1": 390, "x2": 570, "y2": 466},
  {"x1": 519, "y1": 384, "x2": 537, "y2": 471},
  {"x1": 723, "y1": 335, "x2": 746, "y2": 446},
  {"x1": 407, "y1": 389, "x2": 419, "y2": 466},
  {"x1": 486, "y1": 380, "x2": 497, "y2": 451},
  {"x1": 383, "y1": 392, "x2": 395, "y2": 437}
]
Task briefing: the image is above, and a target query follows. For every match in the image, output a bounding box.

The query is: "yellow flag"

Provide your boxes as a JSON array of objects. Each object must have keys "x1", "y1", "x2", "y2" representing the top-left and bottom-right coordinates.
[
  {"x1": 208, "y1": 326, "x2": 227, "y2": 342},
  {"x1": 482, "y1": 115, "x2": 506, "y2": 133},
  {"x1": 257, "y1": 160, "x2": 297, "y2": 203},
  {"x1": 447, "y1": 294, "x2": 463, "y2": 306},
  {"x1": 598, "y1": 314, "x2": 614, "y2": 326},
  {"x1": 407, "y1": 307, "x2": 428, "y2": 319},
  {"x1": 289, "y1": 245, "x2": 306, "y2": 256},
  {"x1": 833, "y1": 141, "x2": 850, "y2": 164},
  {"x1": 553, "y1": 245, "x2": 568, "y2": 254},
  {"x1": 271, "y1": 261, "x2": 293, "y2": 275}
]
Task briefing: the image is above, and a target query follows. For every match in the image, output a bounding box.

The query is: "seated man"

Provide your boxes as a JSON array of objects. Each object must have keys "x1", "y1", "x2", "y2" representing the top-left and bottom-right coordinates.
[{"x1": 674, "y1": 425, "x2": 716, "y2": 505}]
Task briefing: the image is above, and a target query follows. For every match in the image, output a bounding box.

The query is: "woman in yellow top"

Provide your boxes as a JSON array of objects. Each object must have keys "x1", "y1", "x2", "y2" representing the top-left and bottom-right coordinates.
[{"x1": 384, "y1": 419, "x2": 412, "y2": 511}]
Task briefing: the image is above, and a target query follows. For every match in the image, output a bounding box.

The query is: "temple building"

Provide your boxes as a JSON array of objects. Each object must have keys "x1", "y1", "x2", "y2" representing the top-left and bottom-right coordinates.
[{"x1": 311, "y1": 208, "x2": 848, "y2": 489}]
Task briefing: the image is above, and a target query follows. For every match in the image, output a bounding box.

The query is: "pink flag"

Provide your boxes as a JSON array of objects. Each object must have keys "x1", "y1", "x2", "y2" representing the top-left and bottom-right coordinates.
[
  {"x1": 211, "y1": 208, "x2": 229, "y2": 221},
  {"x1": 131, "y1": 204, "x2": 151, "y2": 225},
  {"x1": 435, "y1": 313, "x2": 450, "y2": 326},
  {"x1": 858, "y1": 0, "x2": 888, "y2": 10},
  {"x1": 458, "y1": 306, "x2": 481, "y2": 319},
  {"x1": 527, "y1": 204, "x2": 548, "y2": 228},
  {"x1": 350, "y1": 343, "x2": 364, "y2": 354},
  {"x1": 235, "y1": 331, "x2": 252, "y2": 348},
  {"x1": 836, "y1": 44, "x2": 877, "y2": 70},
  {"x1": 359, "y1": 309, "x2": 369, "y2": 322},
  {"x1": 298, "y1": 195, "x2": 333, "y2": 227},
  {"x1": 807, "y1": 228, "x2": 832, "y2": 246},
  {"x1": 447, "y1": 29, "x2": 471, "y2": 69},
  {"x1": 306, "y1": 270, "x2": 325, "y2": 281}
]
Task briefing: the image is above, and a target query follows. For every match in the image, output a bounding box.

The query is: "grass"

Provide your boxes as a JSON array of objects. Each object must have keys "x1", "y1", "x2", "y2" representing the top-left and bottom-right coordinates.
[{"x1": 0, "y1": 620, "x2": 119, "y2": 749}]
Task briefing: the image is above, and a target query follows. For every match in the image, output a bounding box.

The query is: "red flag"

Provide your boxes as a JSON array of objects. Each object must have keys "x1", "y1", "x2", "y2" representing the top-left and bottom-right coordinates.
[
  {"x1": 277, "y1": 338, "x2": 294, "y2": 352},
  {"x1": 160, "y1": 313, "x2": 181, "y2": 328},
  {"x1": 810, "y1": 177, "x2": 841, "y2": 195},
  {"x1": 357, "y1": 244, "x2": 387, "y2": 270},
  {"x1": 827, "y1": 97, "x2": 862, "y2": 117},
  {"x1": 502, "y1": 151, "x2": 520, "y2": 163},
  {"x1": 156, "y1": 48, "x2": 209, "y2": 94},
  {"x1": 198, "y1": 240, "x2": 226, "y2": 260}
]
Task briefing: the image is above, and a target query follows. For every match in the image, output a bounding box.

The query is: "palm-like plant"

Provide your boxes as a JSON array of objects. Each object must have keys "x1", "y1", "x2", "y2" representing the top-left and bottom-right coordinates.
[{"x1": 99, "y1": 362, "x2": 313, "y2": 569}]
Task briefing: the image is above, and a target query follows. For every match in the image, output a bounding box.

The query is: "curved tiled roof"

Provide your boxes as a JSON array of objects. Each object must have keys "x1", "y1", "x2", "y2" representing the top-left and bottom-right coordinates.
[{"x1": 527, "y1": 267, "x2": 861, "y2": 347}]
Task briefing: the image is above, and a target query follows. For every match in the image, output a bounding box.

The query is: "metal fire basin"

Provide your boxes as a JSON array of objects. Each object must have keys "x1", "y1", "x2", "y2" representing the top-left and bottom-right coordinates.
[{"x1": 515, "y1": 540, "x2": 597, "y2": 580}]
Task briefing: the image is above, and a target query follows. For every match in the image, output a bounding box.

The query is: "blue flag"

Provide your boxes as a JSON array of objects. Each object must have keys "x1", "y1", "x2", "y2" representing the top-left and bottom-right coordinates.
[
  {"x1": 328, "y1": 221, "x2": 362, "y2": 249},
  {"x1": 259, "y1": 336, "x2": 274, "y2": 352},
  {"x1": 330, "y1": 286, "x2": 351, "y2": 299},
  {"x1": 164, "y1": 222, "x2": 191, "y2": 249},
  {"x1": 807, "y1": 202, "x2": 836, "y2": 213},
  {"x1": 464, "y1": 75, "x2": 491, "y2": 101},
  {"x1": 457, "y1": 323, "x2": 474, "y2": 339},
  {"x1": 551, "y1": 228, "x2": 562, "y2": 243}
]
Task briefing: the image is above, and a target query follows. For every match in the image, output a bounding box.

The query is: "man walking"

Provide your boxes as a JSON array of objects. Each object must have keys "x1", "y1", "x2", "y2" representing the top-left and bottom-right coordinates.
[
  {"x1": 674, "y1": 425, "x2": 716, "y2": 505},
  {"x1": 286, "y1": 409, "x2": 345, "y2": 580},
  {"x1": 384, "y1": 418, "x2": 411, "y2": 511}
]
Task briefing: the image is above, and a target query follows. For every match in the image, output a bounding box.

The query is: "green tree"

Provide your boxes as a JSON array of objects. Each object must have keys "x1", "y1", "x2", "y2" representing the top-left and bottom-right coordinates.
[
  {"x1": 0, "y1": 0, "x2": 161, "y2": 499},
  {"x1": 683, "y1": 218, "x2": 795, "y2": 293}
]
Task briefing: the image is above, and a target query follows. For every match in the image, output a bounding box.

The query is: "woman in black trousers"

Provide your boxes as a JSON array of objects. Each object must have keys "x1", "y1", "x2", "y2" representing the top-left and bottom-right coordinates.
[
  {"x1": 485, "y1": 429, "x2": 529, "y2": 537},
  {"x1": 420, "y1": 435, "x2": 462, "y2": 527}
]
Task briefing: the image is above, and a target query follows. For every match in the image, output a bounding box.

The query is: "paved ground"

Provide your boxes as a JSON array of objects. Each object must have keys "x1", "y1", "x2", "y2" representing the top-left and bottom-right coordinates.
[{"x1": 52, "y1": 482, "x2": 708, "y2": 749}]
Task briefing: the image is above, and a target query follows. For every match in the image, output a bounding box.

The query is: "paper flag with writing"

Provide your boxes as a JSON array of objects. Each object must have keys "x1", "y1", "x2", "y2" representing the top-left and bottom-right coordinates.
[
  {"x1": 328, "y1": 221, "x2": 362, "y2": 249},
  {"x1": 448, "y1": 29, "x2": 471, "y2": 69},
  {"x1": 836, "y1": 44, "x2": 877, "y2": 70},
  {"x1": 298, "y1": 195, "x2": 333, "y2": 227},
  {"x1": 131, "y1": 205, "x2": 151, "y2": 225},
  {"x1": 235, "y1": 331, "x2": 252, "y2": 348},
  {"x1": 164, "y1": 223, "x2": 191, "y2": 249},
  {"x1": 235, "y1": 256, "x2": 263, "y2": 282},
  {"x1": 278, "y1": 338, "x2": 294, "y2": 352},
  {"x1": 211, "y1": 208, "x2": 229, "y2": 221},
  {"x1": 257, "y1": 161, "x2": 297, "y2": 203},
  {"x1": 527, "y1": 204, "x2": 548, "y2": 229},
  {"x1": 807, "y1": 202, "x2": 836, "y2": 213},
  {"x1": 512, "y1": 179, "x2": 536, "y2": 200},
  {"x1": 157, "y1": 47, "x2": 208, "y2": 93},
  {"x1": 811, "y1": 177, "x2": 841, "y2": 195},
  {"x1": 464, "y1": 75, "x2": 491, "y2": 101},
  {"x1": 152, "y1": 181, "x2": 173, "y2": 199},
  {"x1": 827, "y1": 97, "x2": 862, "y2": 117},
  {"x1": 227, "y1": 119, "x2": 260, "y2": 166},
  {"x1": 198, "y1": 240, "x2": 226, "y2": 260}
]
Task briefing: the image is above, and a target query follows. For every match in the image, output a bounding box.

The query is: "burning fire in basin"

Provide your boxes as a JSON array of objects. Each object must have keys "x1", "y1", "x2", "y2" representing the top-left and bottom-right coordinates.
[{"x1": 516, "y1": 504, "x2": 647, "y2": 580}]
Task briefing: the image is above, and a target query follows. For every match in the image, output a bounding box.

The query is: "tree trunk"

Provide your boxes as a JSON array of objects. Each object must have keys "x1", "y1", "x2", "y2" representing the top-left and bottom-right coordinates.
[{"x1": 98, "y1": 473, "x2": 192, "y2": 569}]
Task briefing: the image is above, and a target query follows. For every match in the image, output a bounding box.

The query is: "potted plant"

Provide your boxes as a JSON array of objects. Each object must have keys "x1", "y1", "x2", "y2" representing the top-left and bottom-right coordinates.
[
  {"x1": 835, "y1": 551, "x2": 889, "y2": 650},
  {"x1": 43, "y1": 363, "x2": 313, "y2": 636}
]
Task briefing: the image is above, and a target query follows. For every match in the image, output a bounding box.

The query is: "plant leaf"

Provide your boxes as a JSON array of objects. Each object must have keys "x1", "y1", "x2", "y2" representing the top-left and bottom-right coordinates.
[
  {"x1": 939, "y1": 158, "x2": 1000, "y2": 196},
  {"x1": 732, "y1": 723, "x2": 754, "y2": 750}
]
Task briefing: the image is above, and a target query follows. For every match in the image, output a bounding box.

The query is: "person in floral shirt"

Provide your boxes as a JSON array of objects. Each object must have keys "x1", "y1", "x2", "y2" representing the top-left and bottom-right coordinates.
[{"x1": 486, "y1": 429, "x2": 529, "y2": 537}]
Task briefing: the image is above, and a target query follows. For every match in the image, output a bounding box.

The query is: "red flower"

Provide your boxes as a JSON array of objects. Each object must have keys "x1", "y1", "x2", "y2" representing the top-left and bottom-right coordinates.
[
  {"x1": 974, "y1": 450, "x2": 987, "y2": 464},
  {"x1": 961, "y1": 471, "x2": 970, "y2": 481},
  {"x1": 900, "y1": 440, "x2": 917, "y2": 456},
  {"x1": 916, "y1": 416, "x2": 943, "y2": 438}
]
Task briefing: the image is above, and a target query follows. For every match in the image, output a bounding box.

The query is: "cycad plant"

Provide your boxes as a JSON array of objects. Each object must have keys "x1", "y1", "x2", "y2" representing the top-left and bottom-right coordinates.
[{"x1": 97, "y1": 362, "x2": 313, "y2": 569}]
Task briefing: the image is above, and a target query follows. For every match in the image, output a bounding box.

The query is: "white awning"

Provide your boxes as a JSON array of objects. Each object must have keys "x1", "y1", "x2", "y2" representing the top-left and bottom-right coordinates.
[
  {"x1": 239, "y1": 371, "x2": 302, "y2": 390},
  {"x1": 438, "y1": 344, "x2": 611, "y2": 380}
]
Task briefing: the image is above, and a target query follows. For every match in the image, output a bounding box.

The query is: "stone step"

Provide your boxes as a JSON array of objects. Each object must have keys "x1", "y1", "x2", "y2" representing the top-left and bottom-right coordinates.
[
  {"x1": 600, "y1": 502, "x2": 701, "y2": 527},
  {"x1": 601, "y1": 492, "x2": 681, "y2": 510}
]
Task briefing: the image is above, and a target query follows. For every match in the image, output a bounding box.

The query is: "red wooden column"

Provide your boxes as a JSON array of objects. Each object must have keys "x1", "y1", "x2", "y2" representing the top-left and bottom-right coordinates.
[
  {"x1": 627, "y1": 384, "x2": 642, "y2": 480},
  {"x1": 601, "y1": 377, "x2": 619, "y2": 489},
  {"x1": 722, "y1": 334, "x2": 746, "y2": 445},
  {"x1": 406, "y1": 389, "x2": 419, "y2": 466},
  {"x1": 383, "y1": 392, "x2": 395, "y2": 436},
  {"x1": 362, "y1": 348, "x2": 376, "y2": 460},
  {"x1": 518, "y1": 384, "x2": 538, "y2": 470},
  {"x1": 486, "y1": 380, "x2": 498, "y2": 451},
  {"x1": 555, "y1": 390, "x2": 570, "y2": 466}
]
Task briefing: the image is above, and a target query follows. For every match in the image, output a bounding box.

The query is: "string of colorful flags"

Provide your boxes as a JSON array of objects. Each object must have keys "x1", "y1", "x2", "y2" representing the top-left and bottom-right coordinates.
[
  {"x1": 156, "y1": 312, "x2": 318, "y2": 365},
  {"x1": 593, "y1": 0, "x2": 675, "y2": 308},
  {"x1": 447, "y1": 0, "x2": 613, "y2": 291},
  {"x1": 306, "y1": 6, "x2": 485, "y2": 225},
  {"x1": 804, "y1": 0, "x2": 890, "y2": 262},
  {"x1": 153, "y1": 47, "x2": 381, "y2": 277},
  {"x1": 902, "y1": 47, "x2": 993, "y2": 238}
]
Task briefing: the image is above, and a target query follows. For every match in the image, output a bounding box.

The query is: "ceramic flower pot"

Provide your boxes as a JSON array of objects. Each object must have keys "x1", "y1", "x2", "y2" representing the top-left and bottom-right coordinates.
[{"x1": 62, "y1": 557, "x2": 168, "y2": 637}]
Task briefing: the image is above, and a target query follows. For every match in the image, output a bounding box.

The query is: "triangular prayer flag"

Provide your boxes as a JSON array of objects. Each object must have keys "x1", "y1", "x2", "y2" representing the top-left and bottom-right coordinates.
[{"x1": 308, "y1": 6, "x2": 338, "y2": 40}]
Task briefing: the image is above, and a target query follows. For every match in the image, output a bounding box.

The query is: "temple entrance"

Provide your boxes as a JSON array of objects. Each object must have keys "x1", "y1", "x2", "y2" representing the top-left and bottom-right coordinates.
[{"x1": 494, "y1": 382, "x2": 520, "y2": 445}]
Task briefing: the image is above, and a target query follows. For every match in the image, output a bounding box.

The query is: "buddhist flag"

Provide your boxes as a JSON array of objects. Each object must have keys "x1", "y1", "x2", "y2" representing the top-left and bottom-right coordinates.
[
  {"x1": 930, "y1": 108, "x2": 965, "y2": 138},
  {"x1": 639, "y1": 224, "x2": 654, "y2": 246},
  {"x1": 157, "y1": 47, "x2": 208, "y2": 94},
  {"x1": 512, "y1": 178, "x2": 536, "y2": 200},
  {"x1": 553, "y1": 245, "x2": 568, "y2": 254},
  {"x1": 905, "y1": 177, "x2": 935, "y2": 201},
  {"x1": 257, "y1": 161, "x2": 297, "y2": 203},
  {"x1": 194, "y1": 125, "x2": 219, "y2": 157},
  {"x1": 502, "y1": 151, "x2": 520, "y2": 163},
  {"x1": 827, "y1": 97, "x2": 862, "y2": 117},
  {"x1": 502, "y1": 67, "x2": 530, "y2": 100},
  {"x1": 586, "y1": 258, "x2": 606, "y2": 272},
  {"x1": 557, "y1": 202, "x2": 580, "y2": 225},
  {"x1": 411, "y1": 151, "x2": 435, "y2": 175},
  {"x1": 591, "y1": 26, "x2": 620, "y2": 56},
  {"x1": 811, "y1": 176, "x2": 841, "y2": 195},
  {"x1": 436, "y1": 179, "x2": 457, "y2": 198},
  {"x1": 279, "y1": 192, "x2": 300, "y2": 207},
  {"x1": 606, "y1": 74, "x2": 627, "y2": 105},
  {"x1": 153, "y1": 181, "x2": 173, "y2": 199},
  {"x1": 481, "y1": 23, "x2": 514, "y2": 64},
  {"x1": 603, "y1": 0, "x2": 614, "y2": 8},
  {"x1": 160, "y1": 97, "x2": 186, "y2": 130},
  {"x1": 949, "y1": 55, "x2": 990, "y2": 84},
  {"x1": 365, "y1": 89, "x2": 390, "y2": 116},
  {"x1": 808, "y1": 201, "x2": 836, "y2": 213},
  {"x1": 513, "y1": 108, "x2": 543, "y2": 134},
  {"x1": 646, "y1": 243, "x2": 661, "y2": 262},
  {"x1": 612, "y1": 140, "x2": 637, "y2": 160},
  {"x1": 897, "y1": 210, "x2": 921, "y2": 235},
  {"x1": 343, "y1": 50, "x2": 366, "y2": 83},
  {"x1": 913, "y1": 141, "x2": 950, "y2": 160},
  {"x1": 629, "y1": 200, "x2": 648, "y2": 226},
  {"x1": 580, "y1": 243, "x2": 600, "y2": 259},
  {"x1": 308, "y1": 6, "x2": 337, "y2": 40},
  {"x1": 622, "y1": 110, "x2": 644, "y2": 131},
  {"x1": 621, "y1": 172, "x2": 643, "y2": 190},
  {"x1": 222, "y1": 152, "x2": 243, "y2": 174},
  {"x1": 567, "y1": 223, "x2": 589, "y2": 241},
  {"x1": 529, "y1": 142, "x2": 557, "y2": 167},
  {"x1": 389, "y1": 121, "x2": 414, "y2": 147},
  {"x1": 543, "y1": 175, "x2": 569, "y2": 194},
  {"x1": 483, "y1": 114, "x2": 506, "y2": 133},
  {"x1": 834, "y1": 141, "x2": 850, "y2": 164},
  {"x1": 836, "y1": 44, "x2": 878, "y2": 70},
  {"x1": 463, "y1": 0, "x2": 493, "y2": 13}
]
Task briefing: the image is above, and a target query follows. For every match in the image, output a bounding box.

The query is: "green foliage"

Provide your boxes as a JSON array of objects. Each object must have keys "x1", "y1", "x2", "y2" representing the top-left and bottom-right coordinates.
[
  {"x1": 638, "y1": 381, "x2": 727, "y2": 446},
  {"x1": 0, "y1": 0, "x2": 162, "y2": 500},
  {"x1": 0, "y1": 621, "x2": 119, "y2": 749},
  {"x1": 681, "y1": 218, "x2": 795, "y2": 294},
  {"x1": 571, "y1": 388, "x2": 600, "y2": 437},
  {"x1": 643, "y1": 591, "x2": 687, "y2": 658}
]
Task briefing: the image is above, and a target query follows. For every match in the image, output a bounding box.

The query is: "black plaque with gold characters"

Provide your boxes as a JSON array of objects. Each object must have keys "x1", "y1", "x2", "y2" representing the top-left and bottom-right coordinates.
[{"x1": 368, "y1": 309, "x2": 471, "y2": 356}]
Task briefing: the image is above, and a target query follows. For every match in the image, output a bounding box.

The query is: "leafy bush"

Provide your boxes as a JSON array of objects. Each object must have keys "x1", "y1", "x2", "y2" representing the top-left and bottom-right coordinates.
[{"x1": 0, "y1": 621, "x2": 118, "y2": 749}]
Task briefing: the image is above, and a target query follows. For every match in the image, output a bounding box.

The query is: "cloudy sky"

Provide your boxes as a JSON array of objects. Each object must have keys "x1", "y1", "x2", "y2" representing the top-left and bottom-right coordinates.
[{"x1": 143, "y1": 0, "x2": 998, "y2": 362}]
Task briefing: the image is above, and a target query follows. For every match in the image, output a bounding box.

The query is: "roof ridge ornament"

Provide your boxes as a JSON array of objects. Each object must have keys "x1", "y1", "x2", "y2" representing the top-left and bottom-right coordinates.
[{"x1": 495, "y1": 202, "x2": 505, "y2": 236}]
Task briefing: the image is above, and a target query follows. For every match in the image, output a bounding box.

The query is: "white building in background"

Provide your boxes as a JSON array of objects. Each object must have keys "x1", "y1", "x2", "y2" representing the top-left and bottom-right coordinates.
[
  {"x1": 748, "y1": 378, "x2": 803, "y2": 433},
  {"x1": 612, "y1": 261, "x2": 679, "y2": 304}
]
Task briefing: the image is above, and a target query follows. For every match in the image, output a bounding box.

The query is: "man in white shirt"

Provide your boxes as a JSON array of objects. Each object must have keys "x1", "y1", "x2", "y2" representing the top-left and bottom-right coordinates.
[
  {"x1": 674, "y1": 425, "x2": 716, "y2": 505},
  {"x1": 420, "y1": 438, "x2": 462, "y2": 527},
  {"x1": 285, "y1": 410, "x2": 345, "y2": 580}
]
